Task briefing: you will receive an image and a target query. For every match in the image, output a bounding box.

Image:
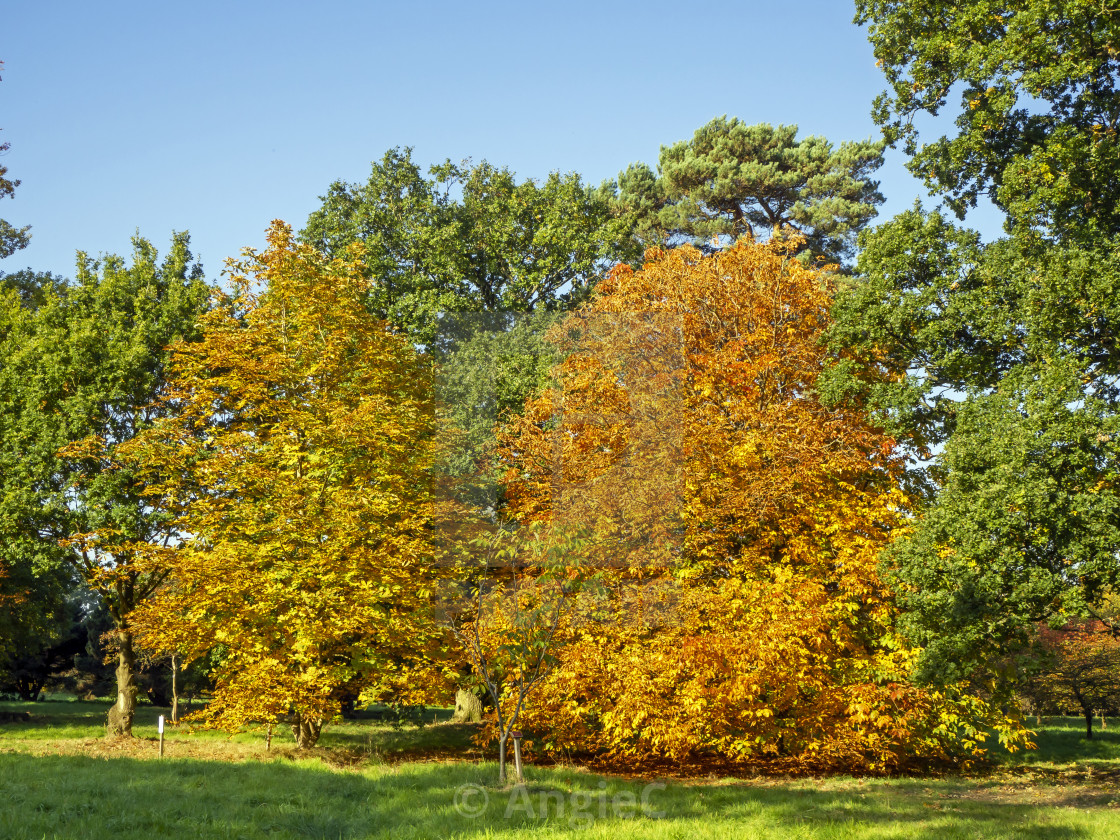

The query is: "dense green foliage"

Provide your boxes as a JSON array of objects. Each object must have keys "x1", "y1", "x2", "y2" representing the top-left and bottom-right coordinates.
[
  {"x1": 856, "y1": 0, "x2": 1120, "y2": 240},
  {"x1": 613, "y1": 117, "x2": 885, "y2": 263},
  {"x1": 0, "y1": 234, "x2": 209, "y2": 730},
  {"x1": 302, "y1": 148, "x2": 636, "y2": 348},
  {"x1": 824, "y1": 1, "x2": 1120, "y2": 683},
  {"x1": 303, "y1": 150, "x2": 635, "y2": 494}
]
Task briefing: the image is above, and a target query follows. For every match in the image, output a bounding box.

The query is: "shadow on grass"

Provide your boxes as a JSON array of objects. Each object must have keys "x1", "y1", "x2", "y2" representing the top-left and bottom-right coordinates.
[{"x1": 0, "y1": 753, "x2": 1109, "y2": 840}]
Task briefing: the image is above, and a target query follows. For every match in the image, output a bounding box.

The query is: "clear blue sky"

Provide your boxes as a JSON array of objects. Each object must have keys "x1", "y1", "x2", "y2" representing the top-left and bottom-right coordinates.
[{"x1": 2, "y1": 0, "x2": 1001, "y2": 282}]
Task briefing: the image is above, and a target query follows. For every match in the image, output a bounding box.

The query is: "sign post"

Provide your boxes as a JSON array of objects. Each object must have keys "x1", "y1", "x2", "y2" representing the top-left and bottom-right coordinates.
[
  {"x1": 511, "y1": 730, "x2": 524, "y2": 783},
  {"x1": 158, "y1": 715, "x2": 165, "y2": 758}
]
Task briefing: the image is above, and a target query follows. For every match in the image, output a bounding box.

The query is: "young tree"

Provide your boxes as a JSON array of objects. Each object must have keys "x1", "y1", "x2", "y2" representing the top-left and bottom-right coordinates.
[
  {"x1": 444, "y1": 523, "x2": 592, "y2": 784},
  {"x1": 0, "y1": 235, "x2": 208, "y2": 735},
  {"x1": 126, "y1": 222, "x2": 450, "y2": 748},
  {"x1": 613, "y1": 117, "x2": 885, "y2": 263}
]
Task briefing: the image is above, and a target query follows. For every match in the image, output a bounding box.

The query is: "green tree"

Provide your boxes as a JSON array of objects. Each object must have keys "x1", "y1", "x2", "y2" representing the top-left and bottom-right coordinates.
[
  {"x1": 855, "y1": 0, "x2": 1120, "y2": 240},
  {"x1": 824, "y1": 1, "x2": 1120, "y2": 683},
  {"x1": 613, "y1": 117, "x2": 885, "y2": 263},
  {"x1": 302, "y1": 148, "x2": 635, "y2": 348},
  {"x1": 303, "y1": 149, "x2": 635, "y2": 501},
  {"x1": 1, "y1": 268, "x2": 68, "y2": 309},
  {"x1": 0, "y1": 233, "x2": 208, "y2": 734}
]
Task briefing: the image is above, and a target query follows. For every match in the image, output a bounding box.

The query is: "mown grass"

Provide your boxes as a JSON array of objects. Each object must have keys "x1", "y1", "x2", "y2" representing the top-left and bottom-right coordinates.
[{"x1": 1, "y1": 700, "x2": 1119, "y2": 839}]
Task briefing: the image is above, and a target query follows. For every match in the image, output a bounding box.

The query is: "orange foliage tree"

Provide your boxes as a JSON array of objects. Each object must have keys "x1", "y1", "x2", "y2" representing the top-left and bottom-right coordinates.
[
  {"x1": 1028, "y1": 618, "x2": 1120, "y2": 740},
  {"x1": 499, "y1": 238, "x2": 1026, "y2": 771},
  {"x1": 123, "y1": 222, "x2": 451, "y2": 747}
]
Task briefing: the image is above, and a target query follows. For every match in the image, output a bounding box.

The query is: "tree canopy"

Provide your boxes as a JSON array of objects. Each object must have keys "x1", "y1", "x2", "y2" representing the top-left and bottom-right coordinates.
[
  {"x1": 855, "y1": 0, "x2": 1120, "y2": 240},
  {"x1": 825, "y1": 1, "x2": 1120, "y2": 683},
  {"x1": 613, "y1": 117, "x2": 885, "y2": 264},
  {"x1": 125, "y1": 222, "x2": 452, "y2": 747},
  {"x1": 302, "y1": 148, "x2": 636, "y2": 348},
  {"x1": 496, "y1": 239, "x2": 1024, "y2": 770}
]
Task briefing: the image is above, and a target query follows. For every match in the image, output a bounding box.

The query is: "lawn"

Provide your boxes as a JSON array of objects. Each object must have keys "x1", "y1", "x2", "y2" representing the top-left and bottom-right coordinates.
[{"x1": 1, "y1": 700, "x2": 1118, "y2": 839}]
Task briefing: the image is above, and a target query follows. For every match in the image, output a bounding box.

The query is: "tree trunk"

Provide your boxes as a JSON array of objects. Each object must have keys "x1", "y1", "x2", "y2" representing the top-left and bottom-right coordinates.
[
  {"x1": 15, "y1": 675, "x2": 43, "y2": 702},
  {"x1": 497, "y1": 733, "x2": 508, "y2": 785},
  {"x1": 1085, "y1": 710, "x2": 1094, "y2": 740},
  {"x1": 291, "y1": 714, "x2": 323, "y2": 749},
  {"x1": 106, "y1": 630, "x2": 137, "y2": 737},
  {"x1": 452, "y1": 689, "x2": 483, "y2": 723},
  {"x1": 170, "y1": 653, "x2": 179, "y2": 724}
]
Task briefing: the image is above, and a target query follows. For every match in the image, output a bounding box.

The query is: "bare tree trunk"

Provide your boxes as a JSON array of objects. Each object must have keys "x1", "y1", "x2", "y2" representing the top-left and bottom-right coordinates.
[
  {"x1": 170, "y1": 652, "x2": 179, "y2": 724},
  {"x1": 497, "y1": 733, "x2": 508, "y2": 785},
  {"x1": 1085, "y1": 710, "x2": 1095, "y2": 740},
  {"x1": 106, "y1": 629, "x2": 137, "y2": 737}
]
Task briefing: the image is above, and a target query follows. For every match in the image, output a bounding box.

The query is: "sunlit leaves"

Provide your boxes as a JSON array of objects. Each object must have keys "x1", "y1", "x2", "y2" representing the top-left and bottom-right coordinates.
[{"x1": 127, "y1": 222, "x2": 450, "y2": 745}]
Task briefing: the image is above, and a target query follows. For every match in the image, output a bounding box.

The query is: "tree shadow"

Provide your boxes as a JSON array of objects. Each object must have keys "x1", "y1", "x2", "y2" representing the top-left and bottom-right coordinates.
[{"x1": 0, "y1": 754, "x2": 1108, "y2": 839}]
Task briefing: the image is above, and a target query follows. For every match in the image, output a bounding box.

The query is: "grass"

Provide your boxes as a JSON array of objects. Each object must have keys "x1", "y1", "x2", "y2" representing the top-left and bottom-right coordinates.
[{"x1": 2, "y1": 700, "x2": 1119, "y2": 839}]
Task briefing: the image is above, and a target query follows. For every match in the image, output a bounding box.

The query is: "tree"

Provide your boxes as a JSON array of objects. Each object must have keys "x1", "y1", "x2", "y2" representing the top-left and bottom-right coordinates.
[
  {"x1": 0, "y1": 269, "x2": 68, "y2": 309},
  {"x1": 444, "y1": 522, "x2": 592, "y2": 784},
  {"x1": 497, "y1": 239, "x2": 1025, "y2": 771},
  {"x1": 0, "y1": 60, "x2": 31, "y2": 261},
  {"x1": 302, "y1": 148, "x2": 636, "y2": 348},
  {"x1": 824, "y1": 2, "x2": 1120, "y2": 681},
  {"x1": 303, "y1": 150, "x2": 637, "y2": 508},
  {"x1": 613, "y1": 117, "x2": 885, "y2": 264},
  {"x1": 1027, "y1": 618, "x2": 1120, "y2": 739},
  {"x1": 855, "y1": 0, "x2": 1120, "y2": 240},
  {"x1": 125, "y1": 222, "x2": 451, "y2": 748},
  {"x1": 0, "y1": 234, "x2": 208, "y2": 734}
]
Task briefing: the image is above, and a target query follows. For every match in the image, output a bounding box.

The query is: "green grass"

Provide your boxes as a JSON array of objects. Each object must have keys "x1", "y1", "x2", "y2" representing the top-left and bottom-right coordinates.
[{"x1": 2, "y1": 700, "x2": 1119, "y2": 839}]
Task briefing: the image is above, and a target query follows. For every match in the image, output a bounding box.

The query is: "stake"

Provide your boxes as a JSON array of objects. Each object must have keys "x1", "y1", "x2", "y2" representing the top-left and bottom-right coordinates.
[
  {"x1": 267, "y1": 723, "x2": 272, "y2": 751},
  {"x1": 158, "y1": 714, "x2": 165, "y2": 758},
  {"x1": 512, "y1": 730, "x2": 524, "y2": 784}
]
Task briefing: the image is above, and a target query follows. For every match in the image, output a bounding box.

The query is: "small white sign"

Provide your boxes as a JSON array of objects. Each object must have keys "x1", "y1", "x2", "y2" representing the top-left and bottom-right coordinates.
[{"x1": 158, "y1": 715, "x2": 165, "y2": 734}]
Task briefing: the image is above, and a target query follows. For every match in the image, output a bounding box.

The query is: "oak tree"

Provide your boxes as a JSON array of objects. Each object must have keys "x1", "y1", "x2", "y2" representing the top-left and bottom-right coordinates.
[
  {"x1": 826, "y1": 2, "x2": 1120, "y2": 681},
  {"x1": 0, "y1": 234, "x2": 208, "y2": 735}
]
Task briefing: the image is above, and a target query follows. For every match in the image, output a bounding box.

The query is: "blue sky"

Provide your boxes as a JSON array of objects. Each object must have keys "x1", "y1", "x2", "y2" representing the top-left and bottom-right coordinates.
[{"x1": 2, "y1": 0, "x2": 1002, "y2": 282}]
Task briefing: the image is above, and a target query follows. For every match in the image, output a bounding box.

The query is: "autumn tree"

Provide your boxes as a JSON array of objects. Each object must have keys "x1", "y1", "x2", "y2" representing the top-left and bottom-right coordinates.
[
  {"x1": 1025, "y1": 619, "x2": 1120, "y2": 739},
  {"x1": 125, "y1": 222, "x2": 450, "y2": 748},
  {"x1": 444, "y1": 522, "x2": 594, "y2": 784},
  {"x1": 612, "y1": 117, "x2": 884, "y2": 264},
  {"x1": 498, "y1": 240, "x2": 1024, "y2": 771}
]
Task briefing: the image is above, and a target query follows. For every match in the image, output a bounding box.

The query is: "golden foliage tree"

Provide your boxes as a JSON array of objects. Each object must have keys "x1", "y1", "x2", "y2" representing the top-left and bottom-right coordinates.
[
  {"x1": 126, "y1": 222, "x2": 449, "y2": 747},
  {"x1": 499, "y1": 239, "x2": 1026, "y2": 771}
]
